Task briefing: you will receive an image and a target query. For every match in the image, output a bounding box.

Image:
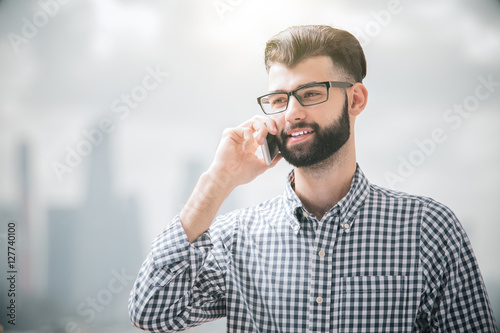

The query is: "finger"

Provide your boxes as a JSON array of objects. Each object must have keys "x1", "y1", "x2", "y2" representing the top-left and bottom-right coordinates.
[
  {"x1": 255, "y1": 128, "x2": 269, "y2": 146},
  {"x1": 240, "y1": 116, "x2": 278, "y2": 134},
  {"x1": 252, "y1": 117, "x2": 277, "y2": 134},
  {"x1": 222, "y1": 127, "x2": 243, "y2": 147},
  {"x1": 239, "y1": 116, "x2": 262, "y2": 128},
  {"x1": 242, "y1": 127, "x2": 256, "y2": 152},
  {"x1": 253, "y1": 120, "x2": 279, "y2": 146}
]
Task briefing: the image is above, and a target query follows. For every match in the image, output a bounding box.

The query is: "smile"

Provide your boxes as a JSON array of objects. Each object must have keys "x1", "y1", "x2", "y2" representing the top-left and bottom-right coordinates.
[{"x1": 289, "y1": 130, "x2": 315, "y2": 137}]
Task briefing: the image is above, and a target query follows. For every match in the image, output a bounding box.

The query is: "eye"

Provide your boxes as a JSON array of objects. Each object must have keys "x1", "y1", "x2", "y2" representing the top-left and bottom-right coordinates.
[
  {"x1": 303, "y1": 91, "x2": 320, "y2": 98},
  {"x1": 300, "y1": 89, "x2": 324, "y2": 101},
  {"x1": 272, "y1": 98, "x2": 286, "y2": 105},
  {"x1": 268, "y1": 95, "x2": 288, "y2": 106}
]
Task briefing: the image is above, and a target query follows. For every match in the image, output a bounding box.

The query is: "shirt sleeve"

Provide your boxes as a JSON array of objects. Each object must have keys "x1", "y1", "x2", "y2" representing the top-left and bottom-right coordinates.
[
  {"x1": 128, "y1": 216, "x2": 228, "y2": 332},
  {"x1": 415, "y1": 199, "x2": 498, "y2": 332}
]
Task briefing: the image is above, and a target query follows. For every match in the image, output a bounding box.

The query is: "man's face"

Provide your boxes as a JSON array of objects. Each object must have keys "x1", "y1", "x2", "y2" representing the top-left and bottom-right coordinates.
[{"x1": 267, "y1": 56, "x2": 351, "y2": 168}]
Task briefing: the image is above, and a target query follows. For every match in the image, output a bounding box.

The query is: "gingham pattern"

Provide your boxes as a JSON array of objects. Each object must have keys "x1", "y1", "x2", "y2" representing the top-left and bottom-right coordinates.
[{"x1": 129, "y1": 166, "x2": 498, "y2": 332}]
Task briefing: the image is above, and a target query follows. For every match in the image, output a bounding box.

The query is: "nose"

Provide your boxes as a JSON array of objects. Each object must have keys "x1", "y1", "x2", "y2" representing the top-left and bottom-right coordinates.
[{"x1": 284, "y1": 94, "x2": 307, "y2": 123}]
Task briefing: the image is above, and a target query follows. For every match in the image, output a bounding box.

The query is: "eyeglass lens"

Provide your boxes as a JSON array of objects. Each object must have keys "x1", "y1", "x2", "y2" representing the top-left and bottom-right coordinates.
[{"x1": 261, "y1": 84, "x2": 328, "y2": 114}]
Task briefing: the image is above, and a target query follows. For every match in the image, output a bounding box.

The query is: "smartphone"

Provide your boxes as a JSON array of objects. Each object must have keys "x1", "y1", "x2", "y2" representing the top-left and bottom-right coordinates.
[{"x1": 261, "y1": 132, "x2": 280, "y2": 166}]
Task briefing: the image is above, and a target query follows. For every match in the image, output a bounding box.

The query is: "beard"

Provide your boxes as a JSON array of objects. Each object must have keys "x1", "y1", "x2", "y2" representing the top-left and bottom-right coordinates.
[{"x1": 277, "y1": 97, "x2": 350, "y2": 168}]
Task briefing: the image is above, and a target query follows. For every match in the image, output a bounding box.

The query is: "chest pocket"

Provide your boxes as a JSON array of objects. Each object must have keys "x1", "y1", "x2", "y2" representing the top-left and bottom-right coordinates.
[{"x1": 339, "y1": 275, "x2": 409, "y2": 333}]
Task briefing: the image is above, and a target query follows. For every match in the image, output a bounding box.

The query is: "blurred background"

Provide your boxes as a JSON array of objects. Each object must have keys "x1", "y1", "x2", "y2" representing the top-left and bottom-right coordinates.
[{"x1": 0, "y1": 0, "x2": 499, "y2": 331}]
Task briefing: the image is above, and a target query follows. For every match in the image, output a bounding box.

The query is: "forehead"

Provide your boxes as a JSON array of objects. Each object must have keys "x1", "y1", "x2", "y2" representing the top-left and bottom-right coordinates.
[{"x1": 267, "y1": 56, "x2": 338, "y2": 92}]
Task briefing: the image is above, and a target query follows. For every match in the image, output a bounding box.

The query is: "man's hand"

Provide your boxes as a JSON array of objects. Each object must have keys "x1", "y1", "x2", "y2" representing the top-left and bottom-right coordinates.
[
  {"x1": 180, "y1": 116, "x2": 282, "y2": 243},
  {"x1": 209, "y1": 116, "x2": 282, "y2": 190}
]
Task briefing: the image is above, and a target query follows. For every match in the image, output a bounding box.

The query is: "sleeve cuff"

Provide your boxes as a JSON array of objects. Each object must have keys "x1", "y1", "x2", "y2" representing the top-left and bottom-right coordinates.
[{"x1": 151, "y1": 216, "x2": 213, "y2": 270}]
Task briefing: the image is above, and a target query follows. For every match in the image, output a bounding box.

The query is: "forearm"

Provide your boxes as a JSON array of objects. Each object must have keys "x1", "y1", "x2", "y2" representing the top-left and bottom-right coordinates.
[{"x1": 180, "y1": 168, "x2": 236, "y2": 243}]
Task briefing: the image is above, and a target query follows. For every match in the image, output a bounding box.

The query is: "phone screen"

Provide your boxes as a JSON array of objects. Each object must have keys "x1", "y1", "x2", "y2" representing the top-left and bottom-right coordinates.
[{"x1": 261, "y1": 133, "x2": 279, "y2": 166}]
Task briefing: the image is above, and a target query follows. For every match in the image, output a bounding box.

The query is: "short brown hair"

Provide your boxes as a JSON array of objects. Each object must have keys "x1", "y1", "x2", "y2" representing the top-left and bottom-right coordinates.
[{"x1": 264, "y1": 25, "x2": 367, "y2": 83}]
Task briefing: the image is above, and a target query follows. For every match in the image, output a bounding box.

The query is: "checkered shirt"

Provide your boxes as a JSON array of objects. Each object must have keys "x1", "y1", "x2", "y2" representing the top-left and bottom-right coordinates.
[{"x1": 129, "y1": 165, "x2": 498, "y2": 332}]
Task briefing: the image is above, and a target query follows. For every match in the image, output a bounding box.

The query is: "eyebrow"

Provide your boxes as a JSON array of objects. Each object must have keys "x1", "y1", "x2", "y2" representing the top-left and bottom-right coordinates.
[{"x1": 268, "y1": 81, "x2": 322, "y2": 94}]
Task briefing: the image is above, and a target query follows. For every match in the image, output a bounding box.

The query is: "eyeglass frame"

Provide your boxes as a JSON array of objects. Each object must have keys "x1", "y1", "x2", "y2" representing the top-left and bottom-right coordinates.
[{"x1": 256, "y1": 81, "x2": 353, "y2": 115}]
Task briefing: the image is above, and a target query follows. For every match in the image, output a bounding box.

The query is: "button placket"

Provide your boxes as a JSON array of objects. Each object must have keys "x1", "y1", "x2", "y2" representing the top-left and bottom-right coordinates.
[{"x1": 306, "y1": 214, "x2": 336, "y2": 332}]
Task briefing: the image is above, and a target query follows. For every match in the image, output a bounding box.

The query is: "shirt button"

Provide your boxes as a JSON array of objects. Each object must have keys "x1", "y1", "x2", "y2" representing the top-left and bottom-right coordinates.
[
  {"x1": 316, "y1": 296, "x2": 323, "y2": 304},
  {"x1": 318, "y1": 250, "x2": 325, "y2": 258},
  {"x1": 303, "y1": 210, "x2": 309, "y2": 218},
  {"x1": 343, "y1": 223, "x2": 350, "y2": 229}
]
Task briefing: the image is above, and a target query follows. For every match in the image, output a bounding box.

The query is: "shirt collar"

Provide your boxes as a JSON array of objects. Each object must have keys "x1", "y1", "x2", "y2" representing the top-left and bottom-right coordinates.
[{"x1": 282, "y1": 163, "x2": 370, "y2": 234}]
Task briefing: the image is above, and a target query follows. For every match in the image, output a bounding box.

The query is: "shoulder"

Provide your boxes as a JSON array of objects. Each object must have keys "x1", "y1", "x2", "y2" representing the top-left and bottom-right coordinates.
[
  {"x1": 238, "y1": 195, "x2": 285, "y2": 229},
  {"x1": 216, "y1": 195, "x2": 282, "y2": 221},
  {"x1": 368, "y1": 183, "x2": 435, "y2": 205},
  {"x1": 211, "y1": 194, "x2": 288, "y2": 242},
  {"x1": 368, "y1": 184, "x2": 463, "y2": 237},
  {"x1": 368, "y1": 184, "x2": 457, "y2": 218},
  {"x1": 210, "y1": 194, "x2": 284, "y2": 231},
  {"x1": 369, "y1": 183, "x2": 465, "y2": 249}
]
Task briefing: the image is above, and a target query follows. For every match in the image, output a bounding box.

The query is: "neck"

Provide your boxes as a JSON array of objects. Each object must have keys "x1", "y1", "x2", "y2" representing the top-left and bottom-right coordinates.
[{"x1": 293, "y1": 144, "x2": 356, "y2": 220}]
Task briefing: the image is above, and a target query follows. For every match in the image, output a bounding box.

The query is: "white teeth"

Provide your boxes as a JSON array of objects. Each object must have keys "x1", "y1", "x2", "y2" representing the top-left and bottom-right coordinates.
[{"x1": 290, "y1": 131, "x2": 313, "y2": 137}]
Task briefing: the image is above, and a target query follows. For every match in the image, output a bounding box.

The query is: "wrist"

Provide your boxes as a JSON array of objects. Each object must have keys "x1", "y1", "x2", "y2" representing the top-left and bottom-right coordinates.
[
  {"x1": 179, "y1": 167, "x2": 236, "y2": 243},
  {"x1": 202, "y1": 166, "x2": 237, "y2": 196}
]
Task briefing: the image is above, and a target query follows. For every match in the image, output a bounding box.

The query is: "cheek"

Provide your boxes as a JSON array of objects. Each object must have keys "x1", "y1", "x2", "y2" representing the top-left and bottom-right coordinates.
[
  {"x1": 326, "y1": 96, "x2": 344, "y2": 111},
  {"x1": 327, "y1": 88, "x2": 347, "y2": 106}
]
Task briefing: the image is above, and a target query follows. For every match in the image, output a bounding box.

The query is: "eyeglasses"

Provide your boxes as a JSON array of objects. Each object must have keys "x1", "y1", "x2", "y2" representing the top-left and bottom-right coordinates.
[{"x1": 257, "y1": 81, "x2": 353, "y2": 115}]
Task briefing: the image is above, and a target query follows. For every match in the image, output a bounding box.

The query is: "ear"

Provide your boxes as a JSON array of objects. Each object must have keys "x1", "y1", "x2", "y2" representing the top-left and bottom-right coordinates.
[{"x1": 348, "y1": 83, "x2": 368, "y2": 117}]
